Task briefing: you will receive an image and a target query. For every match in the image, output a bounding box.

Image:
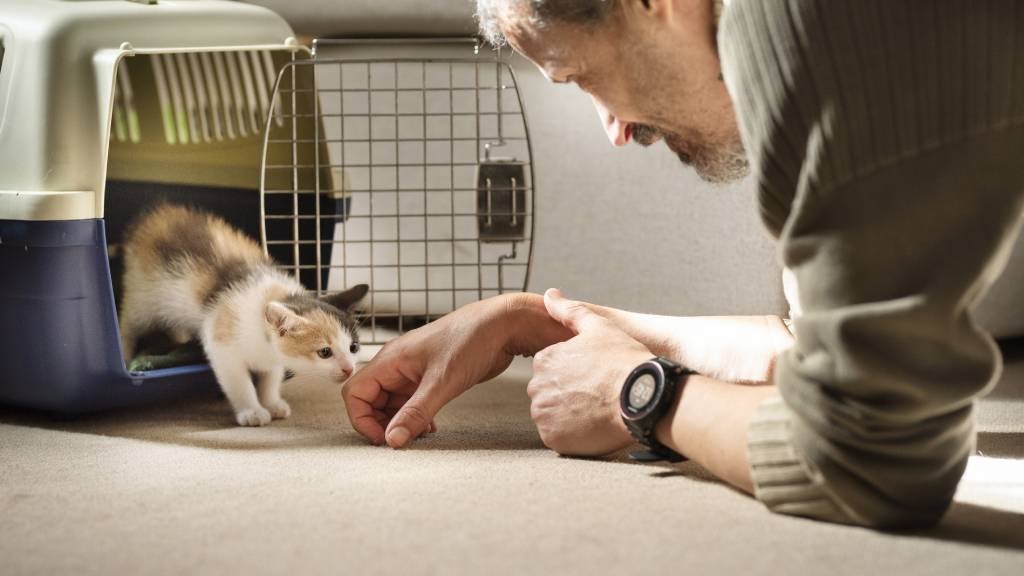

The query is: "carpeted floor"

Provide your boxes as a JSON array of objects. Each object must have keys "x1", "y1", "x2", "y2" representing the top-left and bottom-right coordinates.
[{"x1": 1, "y1": 348, "x2": 1022, "y2": 576}]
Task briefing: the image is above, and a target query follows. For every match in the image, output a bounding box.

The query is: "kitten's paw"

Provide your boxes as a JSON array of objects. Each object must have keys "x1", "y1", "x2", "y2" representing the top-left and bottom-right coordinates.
[
  {"x1": 264, "y1": 399, "x2": 291, "y2": 420},
  {"x1": 236, "y1": 408, "x2": 272, "y2": 427}
]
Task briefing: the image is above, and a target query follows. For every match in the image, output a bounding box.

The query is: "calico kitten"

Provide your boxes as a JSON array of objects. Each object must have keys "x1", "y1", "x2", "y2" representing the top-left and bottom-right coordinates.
[{"x1": 119, "y1": 203, "x2": 368, "y2": 426}]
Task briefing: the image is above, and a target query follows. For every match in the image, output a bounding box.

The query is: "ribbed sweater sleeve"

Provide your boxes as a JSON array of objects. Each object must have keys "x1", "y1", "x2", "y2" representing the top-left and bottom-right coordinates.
[{"x1": 719, "y1": 0, "x2": 1024, "y2": 527}]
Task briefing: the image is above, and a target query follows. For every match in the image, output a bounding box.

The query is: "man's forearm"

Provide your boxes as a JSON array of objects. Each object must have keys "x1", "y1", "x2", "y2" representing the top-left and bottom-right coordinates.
[
  {"x1": 589, "y1": 306, "x2": 793, "y2": 383},
  {"x1": 655, "y1": 375, "x2": 778, "y2": 494}
]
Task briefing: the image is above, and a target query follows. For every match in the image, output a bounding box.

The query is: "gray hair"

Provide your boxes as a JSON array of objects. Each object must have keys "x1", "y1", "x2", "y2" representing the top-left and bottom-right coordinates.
[
  {"x1": 476, "y1": 1, "x2": 727, "y2": 46},
  {"x1": 475, "y1": 0, "x2": 619, "y2": 46}
]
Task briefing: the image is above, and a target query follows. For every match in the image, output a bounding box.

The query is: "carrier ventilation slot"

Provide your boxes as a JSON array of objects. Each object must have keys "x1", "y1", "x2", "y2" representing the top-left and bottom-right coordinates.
[
  {"x1": 117, "y1": 50, "x2": 283, "y2": 146},
  {"x1": 112, "y1": 60, "x2": 140, "y2": 143}
]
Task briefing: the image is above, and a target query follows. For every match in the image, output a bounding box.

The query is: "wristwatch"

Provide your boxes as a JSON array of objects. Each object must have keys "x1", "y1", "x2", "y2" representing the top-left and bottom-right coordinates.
[{"x1": 620, "y1": 357, "x2": 693, "y2": 463}]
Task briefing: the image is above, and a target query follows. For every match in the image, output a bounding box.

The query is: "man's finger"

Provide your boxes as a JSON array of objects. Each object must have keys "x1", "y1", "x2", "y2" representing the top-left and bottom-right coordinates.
[
  {"x1": 543, "y1": 288, "x2": 607, "y2": 333},
  {"x1": 384, "y1": 372, "x2": 455, "y2": 449},
  {"x1": 386, "y1": 393, "x2": 411, "y2": 409},
  {"x1": 344, "y1": 392, "x2": 386, "y2": 445},
  {"x1": 342, "y1": 364, "x2": 407, "y2": 445}
]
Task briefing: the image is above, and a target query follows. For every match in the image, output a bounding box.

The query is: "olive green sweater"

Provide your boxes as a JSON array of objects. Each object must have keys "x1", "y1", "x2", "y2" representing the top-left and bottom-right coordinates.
[{"x1": 719, "y1": 0, "x2": 1024, "y2": 527}]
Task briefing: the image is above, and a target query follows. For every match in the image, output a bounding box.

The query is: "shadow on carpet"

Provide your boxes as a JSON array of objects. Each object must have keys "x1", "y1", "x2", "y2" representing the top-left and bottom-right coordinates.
[
  {"x1": 902, "y1": 503, "x2": 1024, "y2": 552},
  {"x1": 0, "y1": 375, "x2": 547, "y2": 453}
]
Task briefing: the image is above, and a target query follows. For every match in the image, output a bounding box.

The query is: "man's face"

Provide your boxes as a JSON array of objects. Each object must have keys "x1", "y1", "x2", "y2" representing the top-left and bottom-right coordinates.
[{"x1": 502, "y1": 1, "x2": 747, "y2": 184}]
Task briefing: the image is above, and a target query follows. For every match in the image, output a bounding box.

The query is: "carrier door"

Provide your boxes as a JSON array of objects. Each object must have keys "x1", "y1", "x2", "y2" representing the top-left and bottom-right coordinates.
[{"x1": 260, "y1": 41, "x2": 536, "y2": 345}]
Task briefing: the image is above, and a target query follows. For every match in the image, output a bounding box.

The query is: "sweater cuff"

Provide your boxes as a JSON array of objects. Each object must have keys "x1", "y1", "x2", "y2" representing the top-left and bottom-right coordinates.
[{"x1": 747, "y1": 395, "x2": 851, "y2": 523}]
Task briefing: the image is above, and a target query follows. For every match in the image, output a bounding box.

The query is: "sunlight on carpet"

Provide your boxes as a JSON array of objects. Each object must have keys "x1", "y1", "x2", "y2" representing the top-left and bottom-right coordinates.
[{"x1": 954, "y1": 456, "x2": 1024, "y2": 513}]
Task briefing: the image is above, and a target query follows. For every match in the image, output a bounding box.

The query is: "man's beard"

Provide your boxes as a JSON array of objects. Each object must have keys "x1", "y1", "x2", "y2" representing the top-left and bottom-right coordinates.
[{"x1": 632, "y1": 123, "x2": 749, "y2": 184}]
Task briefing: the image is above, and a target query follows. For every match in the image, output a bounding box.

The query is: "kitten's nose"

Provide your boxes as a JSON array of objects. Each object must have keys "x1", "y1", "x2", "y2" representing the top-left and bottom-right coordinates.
[{"x1": 339, "y1": 365, "x2": 353, "y2": 380}]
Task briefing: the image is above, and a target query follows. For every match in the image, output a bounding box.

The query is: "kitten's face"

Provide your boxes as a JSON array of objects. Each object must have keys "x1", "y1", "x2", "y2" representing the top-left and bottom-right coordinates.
[{"x1": 266, "y1": 302, "x2": 359, "y2": 384}]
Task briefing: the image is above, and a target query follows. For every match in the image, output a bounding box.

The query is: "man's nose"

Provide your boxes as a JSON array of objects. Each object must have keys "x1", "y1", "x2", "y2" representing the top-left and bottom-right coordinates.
[{"x1": 592, "y1": 96, "x2": 630, "y2": 147}]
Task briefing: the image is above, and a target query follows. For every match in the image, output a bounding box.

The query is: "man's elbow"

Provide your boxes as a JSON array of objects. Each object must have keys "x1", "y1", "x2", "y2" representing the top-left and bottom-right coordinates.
[
  {"x1": 750, "y1": 396, "x2": 974, "y2": 530},
  {"x1": 760, "y1": 445, "x2": 971, "y2": 530}
]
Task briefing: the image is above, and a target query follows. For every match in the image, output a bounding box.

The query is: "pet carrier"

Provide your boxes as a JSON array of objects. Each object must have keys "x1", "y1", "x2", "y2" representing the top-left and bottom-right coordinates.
[{"x1": 0, "y1": 1, "x2": 535, "y2": 414}]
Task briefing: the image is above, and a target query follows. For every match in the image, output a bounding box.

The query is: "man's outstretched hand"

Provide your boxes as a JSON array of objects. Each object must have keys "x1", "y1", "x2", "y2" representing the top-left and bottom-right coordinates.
[
  {"x1": 342, "y1": 288, "x2": 652, "y2": 455},
  {"x1": 342, "y1": 293, "x2": 573, "y2": 448}
]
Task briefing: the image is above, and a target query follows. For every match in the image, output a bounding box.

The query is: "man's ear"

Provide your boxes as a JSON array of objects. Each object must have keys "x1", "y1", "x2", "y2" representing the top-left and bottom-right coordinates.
[
  {"x1": 265, "y1": 302, "x2": 305, "y2": 336},
  {"x1": 626, "y1": 0, "x2": 676, "y2": 24},
  {"x1": 320, "y1": 284, "x2": 369, "y2": 311}
]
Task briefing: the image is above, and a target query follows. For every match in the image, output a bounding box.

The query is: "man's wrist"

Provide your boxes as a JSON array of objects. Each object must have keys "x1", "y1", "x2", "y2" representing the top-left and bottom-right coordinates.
[
  {"x1": 501, "y1": 292, "x2": 574, "y2": 357},
  {"x1": 617, "y1": 356, "x2": 691, "y2": 463}
]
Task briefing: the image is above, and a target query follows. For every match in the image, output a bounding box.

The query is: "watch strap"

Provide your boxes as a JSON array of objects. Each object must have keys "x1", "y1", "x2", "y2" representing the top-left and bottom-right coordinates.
[
  {"x1": 628, "y1": 441, "x2": 686, "y2": 463},
  {"x1": 624, "y1": 418, "x2": 687, "y2": 463}
]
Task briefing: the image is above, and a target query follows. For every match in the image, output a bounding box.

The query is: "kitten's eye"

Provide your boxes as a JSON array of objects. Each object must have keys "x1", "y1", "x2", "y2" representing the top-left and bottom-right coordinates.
[
  {"x1": 317, "y1": 347, "x2": 333, "y2": 359},
  {"x1": 349, "y1": 342, "x2": 360, "y2": 354}
]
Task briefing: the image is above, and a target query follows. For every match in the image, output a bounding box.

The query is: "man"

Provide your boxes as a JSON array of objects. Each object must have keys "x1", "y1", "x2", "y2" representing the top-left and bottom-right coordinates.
[{"x1": 342, "y1": 0, "x2": 1024, "y2": 528}]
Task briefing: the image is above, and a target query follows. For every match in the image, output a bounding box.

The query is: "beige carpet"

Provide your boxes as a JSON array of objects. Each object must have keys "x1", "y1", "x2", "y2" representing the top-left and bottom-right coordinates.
[{"x1": 1, "y1": 351, "x2": 1023, "y2": 576}]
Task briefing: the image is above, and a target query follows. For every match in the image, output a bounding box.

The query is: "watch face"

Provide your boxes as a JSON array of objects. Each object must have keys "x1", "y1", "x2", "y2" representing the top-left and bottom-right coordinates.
[{"x1": 628, "y1": 373, "x2": 657, "y2": 410}]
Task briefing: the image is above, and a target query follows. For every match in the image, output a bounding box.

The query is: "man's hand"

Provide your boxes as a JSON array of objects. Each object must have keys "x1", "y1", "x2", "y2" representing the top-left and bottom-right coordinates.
[
  {"x1": 342, "y1": 293, "x2": 573, "y2": 448},
  {"x1": 528, "y1": 289, "x2": 653, "y2": 457}
]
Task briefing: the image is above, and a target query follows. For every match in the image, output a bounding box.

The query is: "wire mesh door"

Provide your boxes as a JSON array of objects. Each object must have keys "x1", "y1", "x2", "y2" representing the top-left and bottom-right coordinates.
[{"x1": 260, "y1": 47, "x2": 535, "y2": 344}]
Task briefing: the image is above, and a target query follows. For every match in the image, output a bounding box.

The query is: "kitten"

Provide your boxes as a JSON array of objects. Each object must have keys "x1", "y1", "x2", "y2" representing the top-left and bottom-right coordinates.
[{"x1": 119, "y1": 203, "x2": 368, "y2": 426}]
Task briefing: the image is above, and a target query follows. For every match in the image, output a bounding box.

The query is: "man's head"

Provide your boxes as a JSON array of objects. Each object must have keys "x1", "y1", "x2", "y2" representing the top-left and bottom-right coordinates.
[{"x1": 476, "y1": 0, "x2": 747, "y2": 184}]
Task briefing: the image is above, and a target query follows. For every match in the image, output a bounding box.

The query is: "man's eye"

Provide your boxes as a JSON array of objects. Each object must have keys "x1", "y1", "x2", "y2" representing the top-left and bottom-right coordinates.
[
  {"x1": 317, "y1": 347, "x2": 333, "y2": 359},
  {"x1": 349, "y1": 342, "x2": 360, "y2": 354}
]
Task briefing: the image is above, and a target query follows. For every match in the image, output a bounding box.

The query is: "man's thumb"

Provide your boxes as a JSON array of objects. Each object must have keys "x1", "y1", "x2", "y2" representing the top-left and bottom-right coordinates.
[
  {"x1": 385, "y1": 390, "x2": 440, "y2": 449},
  {"x1": 543, "y1": 288, "x2": 603, "y2": 334}
]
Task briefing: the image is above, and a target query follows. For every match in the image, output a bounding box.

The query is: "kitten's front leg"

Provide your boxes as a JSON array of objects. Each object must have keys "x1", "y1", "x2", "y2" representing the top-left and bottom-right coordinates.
[
  {"x1": 208, "y1": 355, "x2": 271, "y2": 426},
  {"x1": 256, "y1": 365, "x2": 291, "y2": 420}
]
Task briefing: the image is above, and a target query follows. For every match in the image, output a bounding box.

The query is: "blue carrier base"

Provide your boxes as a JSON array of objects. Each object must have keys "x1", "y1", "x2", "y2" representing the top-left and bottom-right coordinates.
[{"x1": 0, "y1": 219, "x2": 217, "y2": 414}]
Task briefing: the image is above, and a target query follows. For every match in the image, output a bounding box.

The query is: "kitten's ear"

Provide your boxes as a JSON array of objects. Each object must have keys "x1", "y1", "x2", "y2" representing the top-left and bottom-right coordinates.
[
  {"x1": 321, "y1": 284, "x2": 369, "y2": 311},
  {"x1": 265, "y1": 302, "x2": 304, "y2": 336}
]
